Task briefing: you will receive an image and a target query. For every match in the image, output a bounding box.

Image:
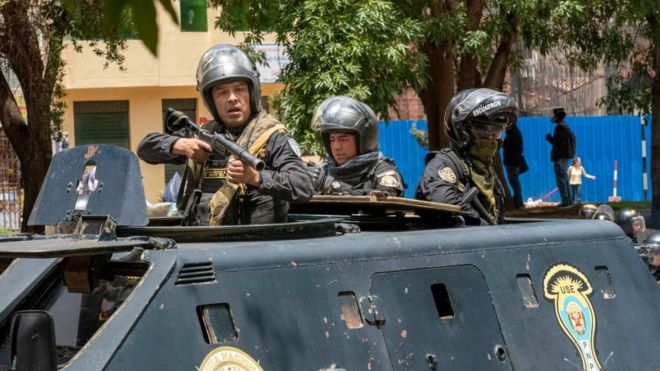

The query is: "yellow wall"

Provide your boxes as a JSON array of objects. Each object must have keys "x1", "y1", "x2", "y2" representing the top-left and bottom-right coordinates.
[{"x1": 61, "y1": 4, "x2": 283, "y2": 203}]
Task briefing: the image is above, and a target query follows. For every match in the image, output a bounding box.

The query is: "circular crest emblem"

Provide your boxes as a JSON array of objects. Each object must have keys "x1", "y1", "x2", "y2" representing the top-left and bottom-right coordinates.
[
  {"x1": 379, "y1": 175, "x2": 400, "y2": 188},
  {"x1": 199, "y1": 346, "x2": 263, "y2": 371},
  {"x1": 438, "y1": 167, "x2": 457, "y2": 184}
]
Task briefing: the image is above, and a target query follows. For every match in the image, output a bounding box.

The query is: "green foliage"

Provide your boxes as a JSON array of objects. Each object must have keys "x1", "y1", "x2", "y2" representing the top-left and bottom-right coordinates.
[
  {"x1": 64, "y1": 0, "x2": 179, "y2": 55},
  {"x1": 213, "y1": 0, "x2": 426, "y2": 155},
  {"x1": 409, "y1": 123, "x2": 429, "y2": 149}
]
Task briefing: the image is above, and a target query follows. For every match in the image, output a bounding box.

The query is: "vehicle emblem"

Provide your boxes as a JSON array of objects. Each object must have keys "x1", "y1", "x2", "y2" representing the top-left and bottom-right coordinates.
[
  {"x1": 543, "y1": 263, "x2": 602, "y2": 370},
  {"x1": 438, "y1": 167, "x2": 456, "y2": 184},
  {"x1": 199, "y1": 346, "x2": 263, "y2": 371}
]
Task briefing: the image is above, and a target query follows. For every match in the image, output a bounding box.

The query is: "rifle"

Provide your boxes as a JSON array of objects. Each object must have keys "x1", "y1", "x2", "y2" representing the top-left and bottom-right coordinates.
[
  {"x1": 463, "y1": 187, "x2": 496, "y2": 225},
  {"x1": 165, "y1": 108, "x2": 265, "y2": 171}
]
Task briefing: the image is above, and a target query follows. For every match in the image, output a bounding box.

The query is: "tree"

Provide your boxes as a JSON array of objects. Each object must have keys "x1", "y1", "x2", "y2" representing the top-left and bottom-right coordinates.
[
  {"x1": 0, "y1": 1, "x2": 159, "y2": 232},
  {"x1": 212, "y1": 1, "x2": 550, "y2": 205},
  {"x1": 214, "y1": 0, "x2": 427, "y2": 154},
  {"x1": 537, "y1": 1, "x2": 660, "y2": 227}
]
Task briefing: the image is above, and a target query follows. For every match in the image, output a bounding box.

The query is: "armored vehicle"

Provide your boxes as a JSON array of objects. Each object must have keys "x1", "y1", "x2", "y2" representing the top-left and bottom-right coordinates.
[{"x1": 0, "y1": 144, "x2": 658, "y2": 370}]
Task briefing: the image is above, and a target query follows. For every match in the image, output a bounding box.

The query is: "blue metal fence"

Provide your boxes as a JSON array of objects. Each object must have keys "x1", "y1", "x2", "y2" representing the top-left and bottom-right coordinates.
[{"x1": 378, "y1": 116, "x2": 653, "y2": 202}]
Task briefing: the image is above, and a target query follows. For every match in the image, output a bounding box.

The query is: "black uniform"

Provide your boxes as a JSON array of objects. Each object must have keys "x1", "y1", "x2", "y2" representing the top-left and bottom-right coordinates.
[
  {"x1": 415, "y1": 149, "x2": 505, "y2": 225},
  {"x1": 137, "y1": 118, "x2": 313, "y2": 225},
  {"x1": 547, "y1": 121, "x2": 576, "y2": 162},
  {"x1": 318, "y1": 154, "x2": 405, "y2": 196}
]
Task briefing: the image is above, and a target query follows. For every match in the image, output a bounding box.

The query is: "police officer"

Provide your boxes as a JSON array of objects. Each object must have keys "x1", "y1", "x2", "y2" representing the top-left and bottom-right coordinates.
[
  {"x1": 640, "y1": 232, "x2": 660, "y2": 282},
  {"x1": 415, "y1": 88, "x2": 517, "y2": 225},
  {"x1": 137, "y1": 44, "x2": 313, "y2": 225},
  {"x1": 614, "y1": 208, "x2": 646, "y2": 243},
  {"x1": 308, "y1": 96, "x2": 405, "y2": 196}
]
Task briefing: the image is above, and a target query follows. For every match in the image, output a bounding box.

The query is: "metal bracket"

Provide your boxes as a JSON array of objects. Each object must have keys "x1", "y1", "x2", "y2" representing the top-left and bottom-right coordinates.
[{"x1": 359, "y1": 295, "x2": 385, "y2": 327}]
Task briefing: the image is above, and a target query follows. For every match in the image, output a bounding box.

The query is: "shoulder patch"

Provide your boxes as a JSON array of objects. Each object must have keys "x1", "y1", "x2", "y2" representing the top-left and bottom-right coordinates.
[
  {"x1": 287, "y1": 137, "x2": 302, "y2": 158},
  {"x1": 379, "y1": 175, "x2": 400, "y2": 188},
  {"x1": 438, "y1": 167, "x2": 457, "y2": 184}
]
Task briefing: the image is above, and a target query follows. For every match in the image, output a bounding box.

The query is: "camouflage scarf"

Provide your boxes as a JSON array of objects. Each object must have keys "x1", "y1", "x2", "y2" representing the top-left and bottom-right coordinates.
[{"x1": 469, "y1": 157, "x2": 498, "y2": 222}]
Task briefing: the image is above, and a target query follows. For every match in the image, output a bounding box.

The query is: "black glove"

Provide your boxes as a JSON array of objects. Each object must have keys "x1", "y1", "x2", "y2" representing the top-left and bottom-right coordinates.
[
  {"x1": 307, "y1": 163, "x2": 330, "y2": 193},
  {"x1": 545, "y1": 133, "x2": 552, "y2": 142}
]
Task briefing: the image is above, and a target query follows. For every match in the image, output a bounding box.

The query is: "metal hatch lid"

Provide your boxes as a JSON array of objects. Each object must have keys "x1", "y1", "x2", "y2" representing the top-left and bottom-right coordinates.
[
  {"x1": 28, "y1": 144, "x2": 148, "y2": 227},
  {"x1": 290, "y1": 195, "x2": 461, "y2": 215},
  {"x1": 0, "y1": 238, "x2": 152, "y2": 258},
  {"x1": 118, "y1": 218, "x2": 342, "y2": 242}
]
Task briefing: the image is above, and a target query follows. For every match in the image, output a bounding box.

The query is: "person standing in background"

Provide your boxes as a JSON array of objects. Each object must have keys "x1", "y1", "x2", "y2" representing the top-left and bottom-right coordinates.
[
  {"x1": 567, "y1": 157, "x2": 596, "y2": 204},
  {"x1": 545, "y1": 107, "x2": 576, "y2": 206},
  {"x1": 502, "y1": 122, "x2": 524, "y2": 209}
]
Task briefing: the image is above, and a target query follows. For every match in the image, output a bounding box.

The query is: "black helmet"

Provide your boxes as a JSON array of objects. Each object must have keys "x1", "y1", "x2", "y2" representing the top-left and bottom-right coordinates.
[
  {"x1": 445, "y1": 88, "x2": 518, "y2": 152},
  {"x1": 196, "y1": 44, "x2": 262, "y2": 123},
  {"x1": 311, "y1": 96, "x2": 379, "y2": 156},
  {"x1": 579, "y1": 204, "x2": 598, "y2": 219},
  {"x1": 614, "y1": 208, "x2": 646, "y2": 238}
]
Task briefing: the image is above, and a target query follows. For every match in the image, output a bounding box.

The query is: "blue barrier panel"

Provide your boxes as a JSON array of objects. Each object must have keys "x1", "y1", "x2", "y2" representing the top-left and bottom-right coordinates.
[
  {"x1": 378, "y1": 116, "x2": 653, "y2": 201},
  {"x1": 378, "y1": 120, "x2": 428, "y2": 198}
]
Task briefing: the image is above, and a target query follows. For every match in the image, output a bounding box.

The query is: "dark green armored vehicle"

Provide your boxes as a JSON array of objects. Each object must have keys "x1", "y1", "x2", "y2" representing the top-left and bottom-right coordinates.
[{"x1": 0, "y1": 144, "x2": 658, "y2": 370}]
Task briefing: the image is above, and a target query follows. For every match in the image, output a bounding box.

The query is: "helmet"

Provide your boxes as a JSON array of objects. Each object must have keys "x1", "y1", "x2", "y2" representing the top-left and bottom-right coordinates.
[
  {"x1": 579, "y1": 203, "x2": 598, "y2": 219},
  {"x1": 311, "y1": 96, "x2": 379, "y2": 156},
  {"x1": 445, "y1": 88, "x2": 518, "y2": 151},
  {"x1": 614, "y1": 208, "x2": 646, "y2": 238},
  {"x1": 196, "y1": 44, "x2": 262, "y2": 123},
  {"x1": 592, "y1": 204, "x2": 615, "y2": 221},
  {"x1": 642, "y1": 232, "x2": 660, "y2": 249}
]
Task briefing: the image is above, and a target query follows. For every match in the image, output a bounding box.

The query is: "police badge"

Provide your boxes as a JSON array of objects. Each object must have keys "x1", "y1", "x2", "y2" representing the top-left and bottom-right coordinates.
[
  {"x1": 438, "y1": 167, "x2": 457, "y2": 184},
  {"x1": 377, "y1": 170, "x2": 400, "y2": 188}
]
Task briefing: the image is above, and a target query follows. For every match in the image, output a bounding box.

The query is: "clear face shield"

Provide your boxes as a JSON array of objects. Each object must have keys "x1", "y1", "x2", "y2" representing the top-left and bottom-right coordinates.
[{"x1": 630, "y1": 215, "x2": 646, "y2": 238}]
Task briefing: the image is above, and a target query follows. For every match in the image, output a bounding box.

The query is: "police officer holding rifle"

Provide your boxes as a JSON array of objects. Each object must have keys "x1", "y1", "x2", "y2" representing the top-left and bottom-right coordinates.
[{"x1": 137, "y1": 44, "x2": 313, "y2": 225}]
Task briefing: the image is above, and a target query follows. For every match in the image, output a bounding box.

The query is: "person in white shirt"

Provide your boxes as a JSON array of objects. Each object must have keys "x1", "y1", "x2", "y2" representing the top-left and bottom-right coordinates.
[{"x1": 567, "y1": 157, "x2": 596, "y2": 204}]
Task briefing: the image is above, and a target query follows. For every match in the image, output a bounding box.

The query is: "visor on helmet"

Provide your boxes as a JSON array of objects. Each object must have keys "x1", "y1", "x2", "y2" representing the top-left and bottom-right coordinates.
[
  {"x1": 467, "y1": 121, "x2": 505, "y2": 140},
  {"x1": 630, "y1": 215, "x2": 646, "y2": 237}
]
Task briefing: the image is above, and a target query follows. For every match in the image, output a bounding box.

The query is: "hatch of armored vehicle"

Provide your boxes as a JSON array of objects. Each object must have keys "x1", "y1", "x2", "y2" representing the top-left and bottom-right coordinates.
[{"x1": 0, "y1": 144, "x2": 659, "y2": 371}]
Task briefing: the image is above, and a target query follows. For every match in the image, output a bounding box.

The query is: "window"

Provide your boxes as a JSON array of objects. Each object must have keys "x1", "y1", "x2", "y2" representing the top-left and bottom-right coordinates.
[
  {"x1": 0, "y1": 259, "x2": 148, "y2": 366},
  {"x1": 180, "y1": 0, "x2": 208, "y2": 32},
  {"x1": 74, "y1": 101, "x2": 130, "y2": 149}
]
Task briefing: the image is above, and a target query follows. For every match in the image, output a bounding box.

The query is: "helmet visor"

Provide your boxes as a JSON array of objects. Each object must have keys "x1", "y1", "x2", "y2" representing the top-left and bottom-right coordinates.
[
  {"x1": 468, "y1": 121, "x2": 505, "y2": 140},
  {"x1": 631, "y1": 215, "x2": 646, "y2": 236}
]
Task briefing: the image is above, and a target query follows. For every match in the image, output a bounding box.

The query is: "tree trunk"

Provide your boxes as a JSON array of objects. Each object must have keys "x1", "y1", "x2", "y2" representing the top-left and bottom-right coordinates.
[
  {"x1": 419, "y1": 39, "x2": 455, "y2": 151},
  {"x1": 483, "y1": 10, "x2": 518, "y2": 90},
  {"x1": 0, "y1": 1, "x2": 53, "y2": 232},
  {"x1": 457, "y1": 0, "x2": 483, "y2": 91},
  {"x1": 647, "y1": 13, "x2": 660, "y2": 228}
]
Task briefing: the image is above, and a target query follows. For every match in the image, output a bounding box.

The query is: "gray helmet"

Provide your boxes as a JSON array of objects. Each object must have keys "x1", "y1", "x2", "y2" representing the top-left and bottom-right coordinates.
[
  {"x1": 311, "y1": 96, "x2": 379, "y2": 156},
  {"x1": 196, "y1": 44, "x2": 262, "y2": 123},
  {"x1": 593, "y1": 204, "x2": 615, "y2": 221},
  {"x1": 578, "y1": 203, "x2": 598, "y2": 219},
  {"x1": 445, "y1": 88, "x2": 518, "y2": 152},
  {"x1": 642, "y1": 232, "x2": 660, "y2": 249}
]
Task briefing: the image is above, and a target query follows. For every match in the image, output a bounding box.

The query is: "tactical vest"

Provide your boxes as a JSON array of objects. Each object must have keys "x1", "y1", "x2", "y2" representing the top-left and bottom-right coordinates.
[{"x1": 208, "y1": 112, "x2": 287, "y2": 225}]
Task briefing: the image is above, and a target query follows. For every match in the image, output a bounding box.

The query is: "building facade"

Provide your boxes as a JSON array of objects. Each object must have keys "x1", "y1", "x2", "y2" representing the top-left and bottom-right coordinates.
[{"x1": 61, "y1": 4, "x2": 285, "y2": 202}]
